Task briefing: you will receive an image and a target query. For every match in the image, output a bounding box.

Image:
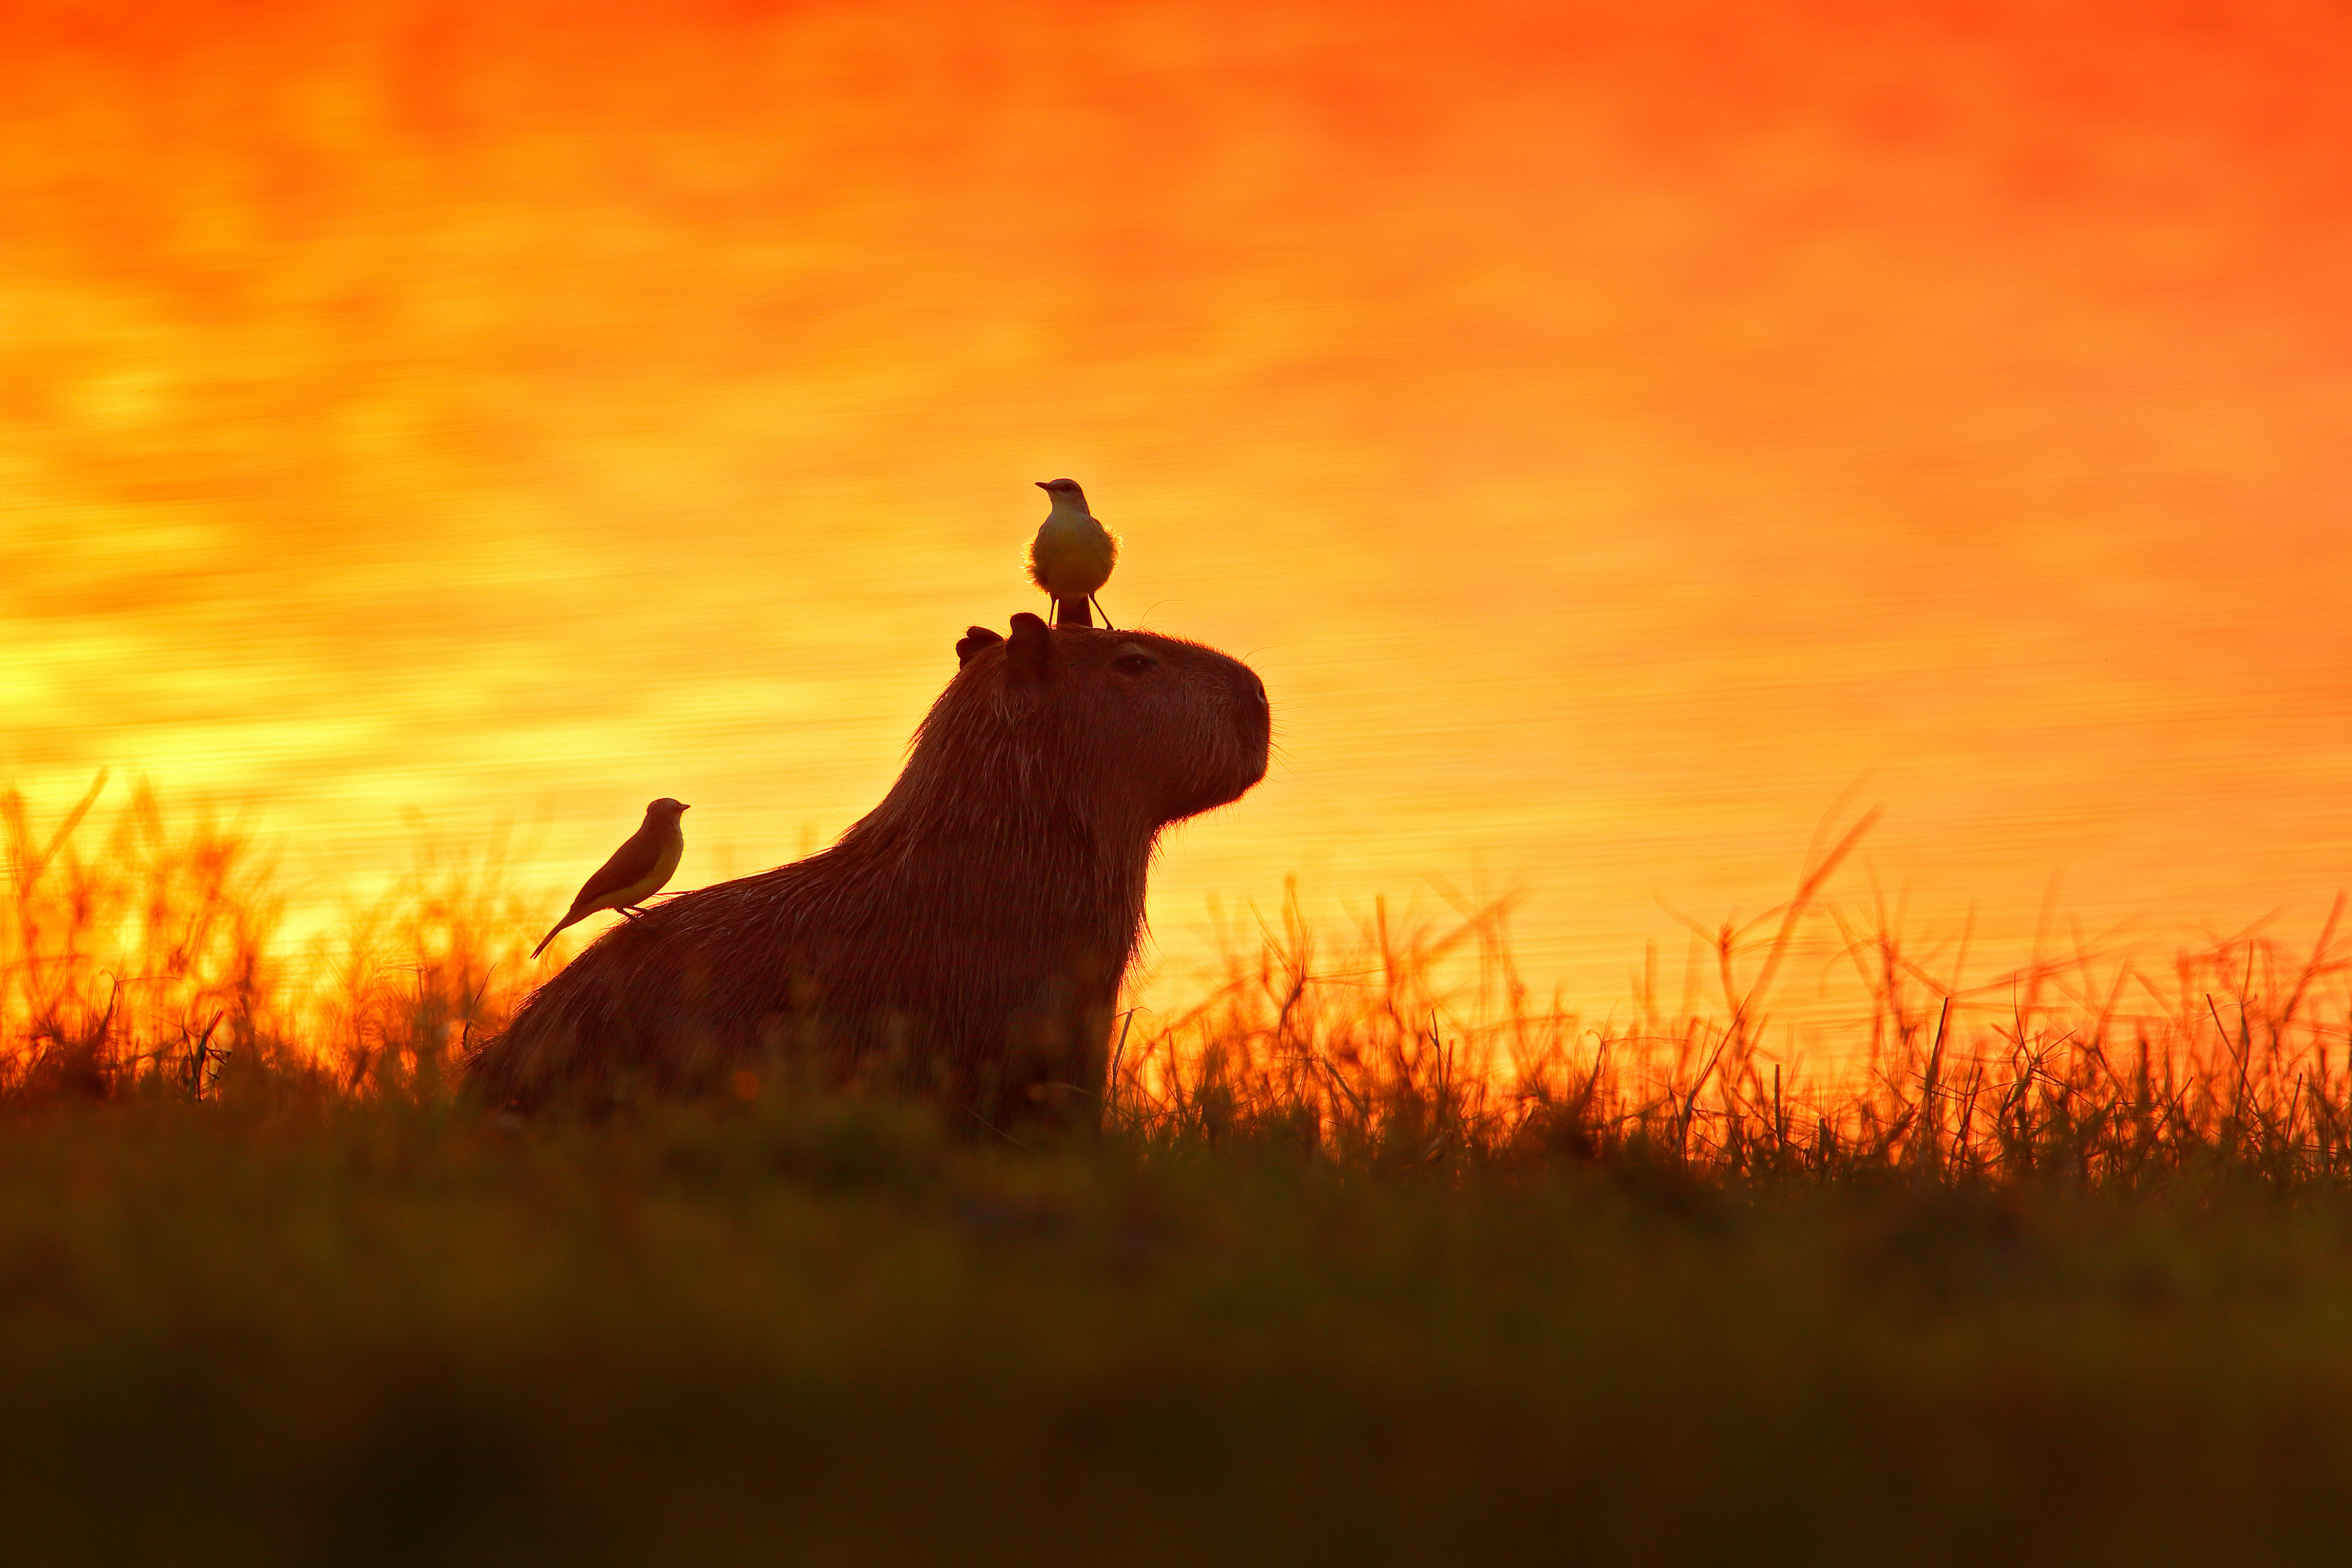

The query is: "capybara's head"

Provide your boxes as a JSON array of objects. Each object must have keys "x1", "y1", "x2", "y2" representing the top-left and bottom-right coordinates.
[{"x1": 937, "y1": 612, "x2": 1269, "y2": 829}]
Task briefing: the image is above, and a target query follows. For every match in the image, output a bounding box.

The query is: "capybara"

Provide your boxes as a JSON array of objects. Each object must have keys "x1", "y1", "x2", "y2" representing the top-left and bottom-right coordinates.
[{"x1": 464, "y1": 614, "x2": 1271, "y2": 1127}]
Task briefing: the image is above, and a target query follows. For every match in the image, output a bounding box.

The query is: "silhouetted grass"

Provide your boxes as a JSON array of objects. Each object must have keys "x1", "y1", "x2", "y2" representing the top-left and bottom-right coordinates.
[
  {"x1": 1110, "y1": 822, "x2": 2352, "y2": 1192},
  {"x1": 5, "y1": 783, "x2": 2352, "y2": 1562},
  {"x1": 1, "y1": 776, "x2": 545, "y2": 1104}
]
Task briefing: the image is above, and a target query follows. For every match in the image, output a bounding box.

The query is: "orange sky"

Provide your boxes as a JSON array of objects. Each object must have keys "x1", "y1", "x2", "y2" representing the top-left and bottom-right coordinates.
[{"x1": 5, "y1": 0, "x2": 2350, "y2": 1027}]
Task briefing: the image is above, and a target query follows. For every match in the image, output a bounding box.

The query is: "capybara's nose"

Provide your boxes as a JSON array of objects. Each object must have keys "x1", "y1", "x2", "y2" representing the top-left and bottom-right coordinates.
[
  {"x1": 1231, "y1": 666, "x2": 1272, "y2": 770},
  {"x1": 1238, "y1": 667, "x2": 1270, "y2": 722}
]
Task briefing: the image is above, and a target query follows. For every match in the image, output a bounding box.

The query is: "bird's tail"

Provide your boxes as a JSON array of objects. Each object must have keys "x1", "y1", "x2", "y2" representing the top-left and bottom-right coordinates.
[{"x1": 1053, "y1": 595, "x2": 1093, "y2": 628}]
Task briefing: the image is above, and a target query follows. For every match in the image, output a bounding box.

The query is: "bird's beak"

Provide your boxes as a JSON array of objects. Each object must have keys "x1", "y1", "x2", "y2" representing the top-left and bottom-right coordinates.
[{"x1": 1034, "y1": 481, "x2": 1050, "y2": 490}]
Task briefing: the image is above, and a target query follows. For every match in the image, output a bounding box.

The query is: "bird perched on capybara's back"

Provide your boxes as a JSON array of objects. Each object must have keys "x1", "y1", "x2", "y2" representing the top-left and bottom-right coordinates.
[{"x1": 464, "y1": 614, "x2": 1270, "y2": 1128}]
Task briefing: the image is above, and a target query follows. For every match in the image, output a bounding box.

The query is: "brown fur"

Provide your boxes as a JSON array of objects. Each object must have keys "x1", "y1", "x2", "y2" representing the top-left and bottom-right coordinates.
[{"x1": 463, "y1": 615, "x2": 1270, "y2": 1127}]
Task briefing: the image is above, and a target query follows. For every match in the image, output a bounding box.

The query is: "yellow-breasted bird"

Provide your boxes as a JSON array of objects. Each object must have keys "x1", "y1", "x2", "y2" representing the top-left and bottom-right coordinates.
[
  {"x1": 531, "y1": 798, "x2": 690, "y2": 959},
  {"x1": 1029, "y1": 478, "x2": 1118, "y2": 629}
]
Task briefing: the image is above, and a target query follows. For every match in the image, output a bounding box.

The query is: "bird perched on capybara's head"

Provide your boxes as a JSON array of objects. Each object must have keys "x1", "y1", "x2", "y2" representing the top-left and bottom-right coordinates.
[
  {"x1": 1030, "y1": 478, "x2": 1117, "y2": 628},
  {"x1": 464, "y1": 615, "x2": 1270, "y2": 1131}
]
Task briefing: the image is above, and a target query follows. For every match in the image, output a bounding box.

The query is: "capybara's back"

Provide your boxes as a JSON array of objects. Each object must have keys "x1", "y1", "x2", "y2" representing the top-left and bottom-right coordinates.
[{"x1": 465, "y1": 615, "x2": 1270, "y2": 1127}]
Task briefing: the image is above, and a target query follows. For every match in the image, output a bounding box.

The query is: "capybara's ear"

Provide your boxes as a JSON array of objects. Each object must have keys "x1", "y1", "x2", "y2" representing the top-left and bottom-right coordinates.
[
  {"x1": 1006, "y1": 613, "x2": 1053, "y2": 680},
  {"x1": 955, "y1": 625, "x2": 1004, "y2": 666}
]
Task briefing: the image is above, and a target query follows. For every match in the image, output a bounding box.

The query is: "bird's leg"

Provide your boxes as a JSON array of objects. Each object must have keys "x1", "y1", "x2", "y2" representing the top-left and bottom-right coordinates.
[
  {"x1": 1089, "y1": 594, "x2": 1116, "y2": 632},
  {"x1": 620, "y1": 906, "x2": 645, "y2": 919}
]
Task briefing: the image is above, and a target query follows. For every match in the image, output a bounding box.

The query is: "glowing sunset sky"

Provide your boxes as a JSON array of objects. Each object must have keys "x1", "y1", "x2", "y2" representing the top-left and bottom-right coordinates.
[{"x1": 4, "y1": 0, "x2": 2349, "y2": 1019}]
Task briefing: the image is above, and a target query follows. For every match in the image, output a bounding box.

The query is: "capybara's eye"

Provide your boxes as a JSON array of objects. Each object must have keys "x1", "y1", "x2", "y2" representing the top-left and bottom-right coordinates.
[{"x1": 1113, "y1": 652, "x2": 1158, "y2": 676}]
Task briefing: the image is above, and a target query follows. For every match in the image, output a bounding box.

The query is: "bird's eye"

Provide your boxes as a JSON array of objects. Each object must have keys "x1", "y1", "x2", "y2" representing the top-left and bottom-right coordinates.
[{"x1": 1114, "y1": 652, "x2": 1158, "y2": 675}]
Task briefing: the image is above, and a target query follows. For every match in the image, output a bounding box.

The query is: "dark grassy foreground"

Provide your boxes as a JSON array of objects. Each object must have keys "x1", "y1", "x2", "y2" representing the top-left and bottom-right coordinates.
[
  {"x1": 9, "y1": 1084, "x2": 2352, "y2": 1565},
  {"x1": 7, "y1": 785, "x2": 2352, "y2": 1562}
]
